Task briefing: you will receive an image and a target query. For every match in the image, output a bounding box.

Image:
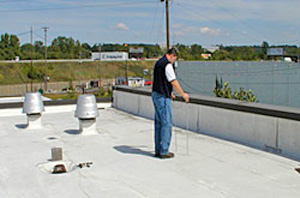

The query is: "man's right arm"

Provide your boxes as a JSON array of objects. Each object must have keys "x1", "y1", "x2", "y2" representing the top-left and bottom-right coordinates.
[{"x1": 171, "y1": 80, "x2": 189, "y2": 103}]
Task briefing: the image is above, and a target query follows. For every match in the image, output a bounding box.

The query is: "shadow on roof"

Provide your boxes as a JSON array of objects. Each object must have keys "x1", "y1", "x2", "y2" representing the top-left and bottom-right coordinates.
[
  {"x1": 64, "y1": 129, "x2": 81, "y2": 135},
  {"x1": 15, "y1": 124, "x2": 27, "y2": 129},
  {"x1": 114, "y1": 145, "x2": 154, "y2": 157}
]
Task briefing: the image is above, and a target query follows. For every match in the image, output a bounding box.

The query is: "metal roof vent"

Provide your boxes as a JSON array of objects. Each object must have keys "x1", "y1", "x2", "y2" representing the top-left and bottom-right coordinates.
[
  {"x1": 75, "y1": 95, "x2": 99, "y2": 119},
  {"x1": 22, "y1": 92, "x2": 45, "y2": 129},
  {"x1": 75, "y1": 95, "x2": 99, "y2": 135},
  {"x1": 23, "y1": 92, "x2": 45, "y2": 114}
]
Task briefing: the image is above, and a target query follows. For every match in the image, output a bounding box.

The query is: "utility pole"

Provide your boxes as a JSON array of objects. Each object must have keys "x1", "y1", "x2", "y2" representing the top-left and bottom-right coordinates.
[
  {"x1": 30, "y1": 26, "x2": 33, "y2": 92},
  {"x1": 98, "y1": 44, "x2": 102, "y2": 88},
  {"x1": 125, "y1": 59, "x2": 128, "y2": 85},
  {"x1": 161, "y1": 0, "x2": 170, "y2": 50},
  {"x1": 42, "y1": 27, "x2": 49, "y2": 92},
  {"x1": 124, "y1": 44, "x2": 128, "y2": 85}
]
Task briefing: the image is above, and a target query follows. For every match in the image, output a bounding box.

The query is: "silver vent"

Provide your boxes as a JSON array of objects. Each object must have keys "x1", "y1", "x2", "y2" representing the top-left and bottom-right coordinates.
[
  {"x1": 22, "y1": 92, "x2": 45, "y2": 114},
  {"x1": 75, "y1": 95, "x2": 99, "y2": 119}
]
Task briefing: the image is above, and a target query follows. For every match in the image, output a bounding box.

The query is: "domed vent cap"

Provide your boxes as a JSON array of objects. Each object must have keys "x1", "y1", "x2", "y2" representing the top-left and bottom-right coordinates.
[
  {"x1": 75, "y1": 94, "x2": 99, "y2": 119},
  {"x1": 22, "y1": 92, "x2": 45, "y2": 114}
]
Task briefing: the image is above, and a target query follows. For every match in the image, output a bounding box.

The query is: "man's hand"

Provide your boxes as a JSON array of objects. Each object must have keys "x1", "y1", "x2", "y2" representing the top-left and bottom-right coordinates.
[
  {"x1": 171, "y1": 92, "x2": 176, "y2": 100},
  {"x1": 170, "y1": 80, "x2": 189, "y2": 103},
  {"x1": 182, "y1": 93, "x2": 189, "y2": 103}
]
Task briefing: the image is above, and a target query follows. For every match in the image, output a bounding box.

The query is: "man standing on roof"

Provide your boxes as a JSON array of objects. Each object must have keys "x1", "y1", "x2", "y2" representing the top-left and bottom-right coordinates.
[{"x1": 152, "y1": 48, "x2": 189, "y2": 159}]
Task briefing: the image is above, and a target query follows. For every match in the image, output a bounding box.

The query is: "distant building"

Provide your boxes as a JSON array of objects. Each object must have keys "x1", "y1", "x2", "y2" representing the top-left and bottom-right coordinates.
[
  {"x1": 117, "y1": 77, "x2": 145, "y2": 87},
  {"x1": 92, "y1": 52, "x2": 128, "y2": 61},
  {"x1": 129, "y1": 47, "x2": 144, "y2": 59},
  {"x1": 205, "y1": 46, "x2": 220, "y2": 53}
]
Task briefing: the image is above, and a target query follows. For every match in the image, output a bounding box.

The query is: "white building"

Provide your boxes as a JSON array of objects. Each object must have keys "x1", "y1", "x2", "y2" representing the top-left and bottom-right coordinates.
[
  {"x1": 128, "y1": 77, "x2": 144, "y2": 87},
  {"x1": 92, "y1": 52, "x2": 128, "y2": 61},
  {"x1": 117, "y1": 77, "x2": 145, "y2": 87},
  {"x1": 205, "y1": 46, "x2": 220, "y2": 53}
]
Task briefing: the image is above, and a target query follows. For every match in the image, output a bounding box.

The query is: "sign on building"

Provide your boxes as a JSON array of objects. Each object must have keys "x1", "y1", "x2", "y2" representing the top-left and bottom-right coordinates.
[{"x1": 129, "y1": 47, "x2": 144, "y2": 54}]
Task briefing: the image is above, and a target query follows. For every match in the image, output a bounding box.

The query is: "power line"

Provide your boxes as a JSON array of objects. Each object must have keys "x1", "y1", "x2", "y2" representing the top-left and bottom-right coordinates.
[
  {"x1": 33, "y1": 32, "x2": 44, "y2": 40},
  {"x1": 174, "y1": 2, "x2": 262, "y2": 43},
  {"x1": 16, "y1": 31, "x2": 30, "y2": 36},
  {"x1": 0, "y1": 0, "x2": 26, "y2": 3},
  {"x1": 175, "y1": 1, "x2": 300, "y2": 46},
  {"x1": 31, "y1": 29, "x2": 53, "y2": 43},
  {"x1": 148, "y1": 1, "x2": 160, "y2": 43},
  {"x1": 0, "y1": 1, "x2": 154, "y2": 13},
  {"x1": 155, "y1": 4, "x2": 165, "y2": 45},
  {"x1": 207, "y1": 0, "x2": 277, "y2": 44}
]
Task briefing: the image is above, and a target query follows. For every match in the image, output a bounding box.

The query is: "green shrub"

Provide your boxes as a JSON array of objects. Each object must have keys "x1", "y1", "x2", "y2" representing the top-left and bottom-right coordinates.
[{"x1": 214, "y1": 80, "x2": 258, "y2": 102}]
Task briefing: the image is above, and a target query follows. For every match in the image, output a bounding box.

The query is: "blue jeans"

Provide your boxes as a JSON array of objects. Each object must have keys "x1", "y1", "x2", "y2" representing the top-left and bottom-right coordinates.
[{"x1": 152, "y1": 91, "x2": 173, "y2": 155}]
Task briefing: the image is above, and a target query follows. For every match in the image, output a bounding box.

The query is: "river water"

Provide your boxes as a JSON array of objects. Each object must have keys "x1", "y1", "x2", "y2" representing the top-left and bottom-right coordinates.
[{"x1": 176, "y1": 61, "x2": 300, "y2": 109}]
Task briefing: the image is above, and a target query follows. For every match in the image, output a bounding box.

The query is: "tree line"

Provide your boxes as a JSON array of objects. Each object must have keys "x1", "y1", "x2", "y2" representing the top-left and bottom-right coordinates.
[
  {"x1": 0, "y1": 33, "x2": 299, "y2": 61},
  {"x1": 212, "y1": 42, "x2": 300, "y2": 61},
  {"x1": 0, "y1": 33, "x2": 91, "y2": 60}
]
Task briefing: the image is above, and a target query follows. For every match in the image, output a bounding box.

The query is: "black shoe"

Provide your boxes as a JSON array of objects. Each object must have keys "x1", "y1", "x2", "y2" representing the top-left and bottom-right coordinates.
[
  {"x1": 154, "y1": 153, "x2": 160, "y2": 158},
  {"x1": 159, "y1": 152, "x2": 174, "y2": 159}
]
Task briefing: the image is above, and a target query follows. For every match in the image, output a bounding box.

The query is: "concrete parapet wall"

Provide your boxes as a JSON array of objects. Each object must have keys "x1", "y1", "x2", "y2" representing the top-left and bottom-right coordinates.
[
  {"x1": 278, "y1": 119, "x2": 300, "y2": 160},
  {"x1": 113, "y1": 86, "x2": 300, "y2": 161}
]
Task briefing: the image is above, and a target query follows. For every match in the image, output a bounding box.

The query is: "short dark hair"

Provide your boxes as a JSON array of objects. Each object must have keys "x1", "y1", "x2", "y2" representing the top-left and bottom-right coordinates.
[{"x1": 167, "y1": 48, "x2": 178, "y2": 56}]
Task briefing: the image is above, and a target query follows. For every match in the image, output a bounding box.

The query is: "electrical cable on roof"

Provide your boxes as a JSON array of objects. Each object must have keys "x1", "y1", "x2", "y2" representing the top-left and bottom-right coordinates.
[
  {"x1": 175, "y1": 62, "x2": 300, "y2": 102},
  {"x1": 177, "y1": 76, "x2": 209, "y2": 93}
]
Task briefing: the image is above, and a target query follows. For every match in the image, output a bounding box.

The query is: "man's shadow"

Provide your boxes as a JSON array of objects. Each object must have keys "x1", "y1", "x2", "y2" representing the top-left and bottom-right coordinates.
[{"x1": 113, "y1": 145, "x2": 154, "y2": 157}]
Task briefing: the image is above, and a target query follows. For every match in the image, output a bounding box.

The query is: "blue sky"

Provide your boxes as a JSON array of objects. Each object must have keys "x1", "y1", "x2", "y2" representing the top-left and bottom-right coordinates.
[{"x1": 1, "y1": 0, "x2": 300, "y2": 47}]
